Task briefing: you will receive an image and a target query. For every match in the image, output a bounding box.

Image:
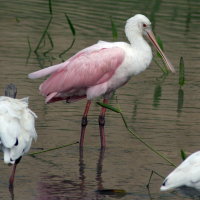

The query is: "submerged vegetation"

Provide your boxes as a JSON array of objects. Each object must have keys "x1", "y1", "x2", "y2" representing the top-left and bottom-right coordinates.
[
  {"x1": 27, "y1": 0, "x2": 76, "y2": 67},
  {"x1": 110, "y1": 16, "x2": 118, "y2": 41},
  {"x1": 179, "y1": 57, "x2": 185, "y2": 87},
  {"x1": 97, "y1": 101, "x2": 176, "y2": 167},
  {"x1": 28, "y1": 141, "x2": 79, "y2": 156},
  {"x1": 59, "y1": 13, "x2": 76, "y2": 61},
  {"x1": 177, "y1": 57, "x2": 185, "y2": 113}
]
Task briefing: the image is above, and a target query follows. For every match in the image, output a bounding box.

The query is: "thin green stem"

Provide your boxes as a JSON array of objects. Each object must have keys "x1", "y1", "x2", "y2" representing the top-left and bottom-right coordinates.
[
  {"x1": 48, "y1": 0, "x2": 53, "y2": 15},
  {"x1": 119, "y1": 112, "x2": 176, "y2": 167},
  {"x1": 26, "y1": 36, "x2": 32, "y2": 64},
  {"x1": 34, "y1": 16, "x2": 53, "y2": 53},
  {"x1": 153, "y1": 58, "x2": 168, "y2": 74},
  {"x1": 28, "y1": 141, "x2": 79, "y2": 156},
  {"x1": 146, "y1": 170, "x2": 164, "y2": 189},
  {"x1": 59, "y1": 38, "x2": 76, "y2": 61}
]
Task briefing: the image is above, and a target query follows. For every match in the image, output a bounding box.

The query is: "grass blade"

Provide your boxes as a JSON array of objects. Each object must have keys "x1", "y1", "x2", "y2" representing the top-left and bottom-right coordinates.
[
  {"x1": 97, "y1": 102, "x2": 176, "y2": 167},
  {"x1": 65, "y1": 13, "x2": 76, "y2": 36},
  {"x1": 96, "y1": 102, "x2": 120, "y2": 113},
  {"x1": 59, "y1": 14, "x2": 76, "y2": 61},
  {"x1": 59, "y1": 38, "x2": 76, "y2": 61},
  {"x1": 156, "y1": 36, "x2": 164, "y2": 58},
  {"x1": 180, "y1": 149, "x2": 187, "y2": 160},
  {"x1": 49, "y1": 0, "x2": 53, "y2": 15},
  {"x1": 43, "y1": 32, "x2": 54, "y2": 56},
  {"x1": 179, "y1": 57, "x2": 185, "y2": 87},
  {"x1": 26, "y1": 36, "x2": 32, "y2": 64},
  {"x1": 29, "y1": 141, "x2": 79, "y2": 156},
  {"x1": 34, "y1": 16, "x2": 53, "y2": 53},
  {"x1": 177, "y1": 88, "x2": 184, "y2": 113},
  {"x1": 153, "y1": 58, "x2": 168, "y2": 74},
  {"x1": 153, "y1": 84, "x2": 162, "y2": 108},
  {"x1": 110, "y1": 16, "x2": 118, "y2": 41}
]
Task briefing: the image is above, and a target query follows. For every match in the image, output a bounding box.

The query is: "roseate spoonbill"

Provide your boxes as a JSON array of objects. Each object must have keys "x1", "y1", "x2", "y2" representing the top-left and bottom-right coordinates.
[
  {"x1": 28, "y1": 14, "x2": 175, "y2": 147},
  {"x1": 161, "y1": 151, "x2": 200, "y2": 191},
  {"x1": 0, "y1": 85, "x2": 37, "y2": 188}
]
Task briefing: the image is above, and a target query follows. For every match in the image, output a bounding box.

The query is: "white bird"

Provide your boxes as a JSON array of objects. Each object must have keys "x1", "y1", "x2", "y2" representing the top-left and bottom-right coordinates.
[
  {"x1": 28, "y1": 14, "x2": 175, "y2": 147},
  {"x1": 0, "y1": 96, "x2": 37, "y2": 187},
  {"x1": 161, "y1": 151, "x2": 200, "y2": 191}
]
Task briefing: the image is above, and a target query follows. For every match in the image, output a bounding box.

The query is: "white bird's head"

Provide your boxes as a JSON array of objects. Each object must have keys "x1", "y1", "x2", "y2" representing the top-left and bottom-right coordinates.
[
  {"x1": 125, "y1": 14, "x2": 151, "y2": 36},
  {"x1": 125, "y1": 14, "x2": 175, "y2": 73}
]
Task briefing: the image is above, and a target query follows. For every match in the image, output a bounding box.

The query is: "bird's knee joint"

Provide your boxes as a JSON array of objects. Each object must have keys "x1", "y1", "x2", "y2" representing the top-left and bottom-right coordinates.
[
  {"x1": 99, "y1": 115, "x2": 105, "y2": 126},
  {"x1": 81, "y1": 116, "x2": 88, "y2": 126}
]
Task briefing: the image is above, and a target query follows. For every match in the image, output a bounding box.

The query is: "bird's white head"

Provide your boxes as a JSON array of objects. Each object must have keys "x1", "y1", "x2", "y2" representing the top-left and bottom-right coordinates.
[
  {"x1": 125, "y1": 14, "x2": 175, "y2": 73},
  {"x1": 125, "y1": 14, "x2": 151, "y2": 37}
]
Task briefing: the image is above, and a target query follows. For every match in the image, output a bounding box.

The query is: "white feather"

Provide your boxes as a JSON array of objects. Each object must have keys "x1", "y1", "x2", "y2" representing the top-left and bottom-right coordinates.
[
  {"x1": 161, "y1": 151, "x2": 200, "y2": 191},
  {"x1": 0, "y1": 96, "x2": 37, "y2": 164}
]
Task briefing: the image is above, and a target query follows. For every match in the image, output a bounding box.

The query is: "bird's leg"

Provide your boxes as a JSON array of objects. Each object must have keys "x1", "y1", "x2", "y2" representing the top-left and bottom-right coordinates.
[
  {"x1": 4, "y1": 83, "x2": 17, "y2": 98},
  {"x1": 98, "y1": 99, "x2": 108, "y2": 147},
  {"x1": 80, "y1": 100, "x2": 91, "y2": 147},
  {"x1": 9, "y1": 157, "x2": 21, "y2": 189}
]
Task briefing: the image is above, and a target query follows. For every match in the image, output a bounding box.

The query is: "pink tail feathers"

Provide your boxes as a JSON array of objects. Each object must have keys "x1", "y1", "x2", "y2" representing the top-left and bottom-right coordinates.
[{"x1": 28, "y1": 61, "x2": 68, "y2": 79}]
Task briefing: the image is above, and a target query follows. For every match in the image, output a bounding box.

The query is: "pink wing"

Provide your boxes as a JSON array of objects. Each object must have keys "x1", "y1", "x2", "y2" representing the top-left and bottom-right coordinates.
[
  {"x1": 41, "y1": 47, "x2": 124, "y2": 94},
  {"x1": 29, "y1": 41, "x2": 114, "y2": 80}
]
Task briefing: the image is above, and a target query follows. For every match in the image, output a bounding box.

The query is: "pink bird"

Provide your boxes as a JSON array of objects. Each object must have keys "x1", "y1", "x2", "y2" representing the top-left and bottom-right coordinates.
[{"x1": 28, "y1": 14, "x2": 175, "y2": 147}]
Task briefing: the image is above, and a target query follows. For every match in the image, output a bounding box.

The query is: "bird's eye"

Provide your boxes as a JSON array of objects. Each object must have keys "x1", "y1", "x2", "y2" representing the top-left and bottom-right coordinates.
[{"x1": 143, "y1": 24, "x2": 147, "y2": 28}]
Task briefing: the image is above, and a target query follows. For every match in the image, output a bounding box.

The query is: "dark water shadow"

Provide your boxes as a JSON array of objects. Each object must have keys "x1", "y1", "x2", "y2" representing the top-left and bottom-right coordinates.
[
  {"x1": 178, "y1": 186, "x2": 200, "y2": 199},
  {"x1": 37, "y1": 147, "x2": 127, "y2": 199},
  {"x1": 177, "y1": 88, "x2": 184, "y2": 115},
  {"x1": 152, "y1": 74, "x2": 167, "y2": 108}
]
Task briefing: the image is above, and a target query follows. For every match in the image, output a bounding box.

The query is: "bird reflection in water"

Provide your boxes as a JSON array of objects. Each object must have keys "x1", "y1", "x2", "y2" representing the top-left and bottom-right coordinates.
[{"x1": 37, "y1": 148, "x2": 126, "y2": 199}]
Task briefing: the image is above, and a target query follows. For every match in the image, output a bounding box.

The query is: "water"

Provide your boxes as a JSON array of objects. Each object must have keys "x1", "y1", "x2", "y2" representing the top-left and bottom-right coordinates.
[{"x1": 0, "y1": 0, "x2": 200, "y2": 199}]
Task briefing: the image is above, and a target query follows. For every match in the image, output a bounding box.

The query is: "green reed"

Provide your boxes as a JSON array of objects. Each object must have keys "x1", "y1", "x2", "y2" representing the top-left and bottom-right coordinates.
[
  {"x1": 43, "y1": 32, "x2": 54, "y2": 56},
  {"x1": 179, "y1": 57, "x2": 185, "y2": 87},
  {"x1": 34, "y1": 16, "x2": 53, "y2": 54},
  {"x1": 154, "y1": 36, "x2": 168, "y2": 74},
  {"x1": 26, "y1": 36, "x2": 32, "y2": 64},
  {"x1": 110, "y1": 16, "x2": 118, "y2": 41},
  {"x1": 29, "y1": 141, "x2": 79, "y2": 156},
  {"x1": 97, "y1": 102, "x2": 176, "y2": 167},
  {"x1": 180, "y1": 149, "x2": 187, "y2": 160},
  {"x1": 59, "y1": 13, "x2": 76, "y2": 61},
  {"x1": 65, "y1": 13, "x2": 76, "y2": 36},
  {"x1": 48, "y1": 0, "x2": 53, "y2": 15}
]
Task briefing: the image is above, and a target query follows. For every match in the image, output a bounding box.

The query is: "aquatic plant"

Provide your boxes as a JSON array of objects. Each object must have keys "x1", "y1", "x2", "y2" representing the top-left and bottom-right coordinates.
[
  {"x1": 110, "y1": 16, "x2": 118, "y2": 41},
  {"x1": 28, "y1": 141, "x2": 78, "y2": 156},
  {"x1": 153, "y1": 36, "x2": 169, "y2": 74},
  {"x1": 179, "y1": 57, "x2": 185, "y2": 87},
  {"x1": 96, "y1": 101, "x2": 176, "y2": 167},
  {"x1": 59, "y1": 13, "x2": 76, "y2": 61},
  {"x1": 34, "y1": 16, "x2": 53, "y2": 55},
  {"x1": 48, "y1": 0, "x2": 53, "y2": 15},
  {"x1": 180, "y1": 149, "x2": 187, "y2": 160},
  {"x1": 26, "y1": 36, "x2": 32, "y2": 64}
]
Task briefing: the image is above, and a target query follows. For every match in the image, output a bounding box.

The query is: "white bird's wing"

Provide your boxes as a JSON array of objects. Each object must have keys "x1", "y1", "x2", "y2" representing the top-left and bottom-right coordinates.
[
  {"x1": 0, "y1": 98, "x2": 22, "y2": 148},
  {"x1": 0, "y1": 96, "x2": 37, "y2": 164},
  {"x1": 161, "y1": 151, "x2": 200, "y2": 191}
]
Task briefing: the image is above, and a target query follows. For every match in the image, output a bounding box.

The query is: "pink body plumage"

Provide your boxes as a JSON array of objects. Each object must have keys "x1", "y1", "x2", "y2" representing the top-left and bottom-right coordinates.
[{"x1": 29, "y1": 46, "x2": 125, "y2": 103}]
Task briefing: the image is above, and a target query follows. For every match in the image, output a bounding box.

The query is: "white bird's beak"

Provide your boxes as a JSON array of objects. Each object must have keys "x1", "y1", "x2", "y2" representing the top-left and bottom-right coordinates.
[{"x1": 145, "y1": 28, "x2": 175, "y2": 73}]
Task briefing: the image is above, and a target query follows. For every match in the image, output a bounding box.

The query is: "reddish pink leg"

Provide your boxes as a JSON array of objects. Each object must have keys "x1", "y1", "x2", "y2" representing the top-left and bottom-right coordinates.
[
  {"x1": 9, "y1": 164, "x2": 17, "y2": 189},
  {"x1": 98, "y1": 99, "x2": 108, "y2": 147},
  {"x1": 80, "y1": 100, "x2": 91, "y2": 147}
]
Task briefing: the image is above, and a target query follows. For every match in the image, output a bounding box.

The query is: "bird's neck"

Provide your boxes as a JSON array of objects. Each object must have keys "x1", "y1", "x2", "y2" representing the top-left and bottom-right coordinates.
[{"x1": 129, "y1": 34, "x2": 150, "y2": 51}]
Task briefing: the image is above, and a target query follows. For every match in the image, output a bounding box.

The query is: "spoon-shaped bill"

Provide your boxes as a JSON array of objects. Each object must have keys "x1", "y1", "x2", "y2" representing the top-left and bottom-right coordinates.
[{"x1": 146, "y1": 29, "x2": 175, "y2": 73}]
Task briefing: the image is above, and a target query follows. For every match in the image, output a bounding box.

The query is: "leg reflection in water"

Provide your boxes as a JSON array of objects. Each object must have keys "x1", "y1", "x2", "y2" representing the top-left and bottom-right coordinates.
[{"x1": 37, "y1": 147, "x2": 106, "y2": 200}]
